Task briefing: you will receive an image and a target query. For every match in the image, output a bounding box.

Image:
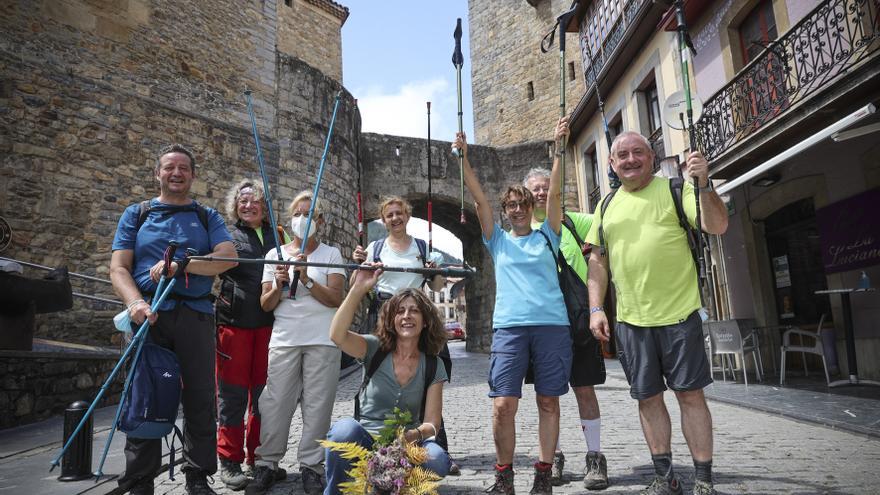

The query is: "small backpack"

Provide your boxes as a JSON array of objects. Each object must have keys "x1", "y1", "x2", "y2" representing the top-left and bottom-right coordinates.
[
  {"x1": 536, "y1": 229, "x2": 593, "y2": 347},
  {"x1": 120, "y1": 342, "x2": 182, "y2": 439},
  {"x1": 135, "y1": 200, "x2": 210, "y2": 234}
]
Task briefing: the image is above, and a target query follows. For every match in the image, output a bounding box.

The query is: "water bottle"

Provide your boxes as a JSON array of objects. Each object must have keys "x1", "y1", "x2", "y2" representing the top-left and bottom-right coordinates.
[{"x1": 858, "y1": 271, "x2": 871, "y2": 290}]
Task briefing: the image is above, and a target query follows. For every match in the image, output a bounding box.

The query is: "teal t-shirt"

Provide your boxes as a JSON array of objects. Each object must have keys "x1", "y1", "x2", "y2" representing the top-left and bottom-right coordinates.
[
  {"x1": 358, "y1": 335, "x2": 448, "y2": 435},
  {"x1": 483, "y1": 220, "x2": 569, "y2": 329}
]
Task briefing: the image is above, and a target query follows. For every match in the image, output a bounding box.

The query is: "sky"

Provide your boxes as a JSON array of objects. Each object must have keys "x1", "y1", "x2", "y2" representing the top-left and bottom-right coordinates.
[{"x1": 340, "y1": 0, "x2": 471, "y2": 259}]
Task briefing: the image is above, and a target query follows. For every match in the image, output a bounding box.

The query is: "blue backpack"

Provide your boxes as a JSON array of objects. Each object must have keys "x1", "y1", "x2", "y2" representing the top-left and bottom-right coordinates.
[{"x1": 120, "y1": 342, "x2": 182, "y2": 439}]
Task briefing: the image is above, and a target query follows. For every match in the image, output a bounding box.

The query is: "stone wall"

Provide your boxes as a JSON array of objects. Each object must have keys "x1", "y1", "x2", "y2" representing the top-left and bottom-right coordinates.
[
  {"x1": 468, "y1": 0, "x2": 586, "y2": 146},
  {"x1": 277, "y1": 0, "x2": 348, "y2": 83},
  {"x1": 0, "y1": 348, "x2": 123, "y2": 430}
]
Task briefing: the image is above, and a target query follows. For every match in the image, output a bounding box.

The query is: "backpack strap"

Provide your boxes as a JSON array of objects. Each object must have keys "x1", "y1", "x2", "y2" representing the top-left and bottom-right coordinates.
[
  {"x1": 561, "y1": 213, "x2": 585, "y2": 247},
  {"x1": 668, "y1": 177, "x2": 699, "y2": 268},
  {"x1": 597, "y1": 189, "x2": 618, "y2": 257},
  {"x1": 414, "y1": 238, "x2": 428, "y2": 263},
  {"x1": 354, "y1": 348, "x2": 389, "y2": 421},
  {"x1": 419, "y1": 354, "x2": 437, "y2": 423},
  {"x1": 372, "y1": 237, "x2": 385, "y2": 263}
]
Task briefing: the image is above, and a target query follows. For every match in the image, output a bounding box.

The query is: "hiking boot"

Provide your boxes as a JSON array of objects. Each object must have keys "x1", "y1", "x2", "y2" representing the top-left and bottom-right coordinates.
[
  {"x1": 245, "y1": 464, "x2": 286, "y2": 481},
  {"x1": 486, "y1": 466, "x2": 515, "y2": 494},
  {"x1": 691, "y1": 480, "x2": 717, "y2": 495},
  {"x1": 529, "y1": 466, "x2": 553, "y2": 495},
  {"x1": 641, "y1": 475, "x2": 683, "y2": 495},
  {"x1": 583, "y1": 451, "x2": 609, "y2": 490},
  {"x1": 300, "y1": 467, "x2": 324, "y2": 495},
  {"x1": 219, "y1": 458, "x2": 249, "y2": 491},
  {"x1": 184, "y1": 470, "x2": 217, "y2": 495},
  {"x1": 244, "y1": 465, "x2": 276, "y2": 495},
  {"x1": 128, "y1": 477, "x2": 154, "y2": 495},
  {"x1": 550, "y1": 452, "x2": 565, "y2": 485},
  {"x1": 448, "y1": 458, "x2": 461, "y2": 476}
]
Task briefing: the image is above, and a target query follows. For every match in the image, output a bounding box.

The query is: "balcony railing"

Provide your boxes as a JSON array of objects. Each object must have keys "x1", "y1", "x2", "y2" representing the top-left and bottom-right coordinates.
[
  {"x1": 583, "y1": 0, "x2": 647, "y2": 87},
  {"x1": 649, "y1": 128, "x2": 665, "y2": 173},
  {"x1": 695, "y1": 0, "x2": 880, "y2": 160}
]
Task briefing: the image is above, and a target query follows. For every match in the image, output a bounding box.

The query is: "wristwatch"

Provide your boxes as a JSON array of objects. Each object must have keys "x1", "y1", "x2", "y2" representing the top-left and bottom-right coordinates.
[
  {"x1": 304, "y1": 279, "x2": 315, "y2": 289},
  {"x1": 590, "y1": 306, "x2": 605, "y2": 314}
]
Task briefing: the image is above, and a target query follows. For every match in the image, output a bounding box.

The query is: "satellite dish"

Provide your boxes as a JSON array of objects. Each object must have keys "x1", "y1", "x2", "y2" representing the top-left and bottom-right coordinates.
[
  {"x1": 0, "y1": 217, "x2": 11, "y2": 252},
  {"x1": 663, "y1": 90, "x2": 704, "y2": 130}
]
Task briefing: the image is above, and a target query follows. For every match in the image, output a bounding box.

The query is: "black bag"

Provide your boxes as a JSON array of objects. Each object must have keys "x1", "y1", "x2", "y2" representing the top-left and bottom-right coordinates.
[{"x1": 537, "y1": 230, "x2": 593, "y2": 347}]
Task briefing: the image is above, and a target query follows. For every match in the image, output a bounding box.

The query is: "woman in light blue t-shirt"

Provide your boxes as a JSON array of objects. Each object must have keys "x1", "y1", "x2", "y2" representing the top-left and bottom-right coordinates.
[{"x1": 454, "y1": 117, "x2": 572, "y2": 494}]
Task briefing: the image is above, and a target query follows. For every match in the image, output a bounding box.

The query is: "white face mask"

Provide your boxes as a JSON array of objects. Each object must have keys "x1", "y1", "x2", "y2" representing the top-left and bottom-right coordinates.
[{"x1": 290, "y1": 215, "x2": 317, "y2": 240}]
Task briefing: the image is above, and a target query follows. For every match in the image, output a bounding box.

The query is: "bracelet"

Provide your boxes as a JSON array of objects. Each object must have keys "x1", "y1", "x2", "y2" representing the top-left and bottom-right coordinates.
[
  {"x1": 590, "y1": 306, "x2": 604, "y2": 314},
  {"x1": 127, "y1": 299, "x2": 146, "y2": 310}
]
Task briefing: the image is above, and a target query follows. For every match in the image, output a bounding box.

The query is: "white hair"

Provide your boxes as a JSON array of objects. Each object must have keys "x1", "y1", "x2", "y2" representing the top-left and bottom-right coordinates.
[{"x1": 522, "y1": 167, "x2": 551, "y2": 187}]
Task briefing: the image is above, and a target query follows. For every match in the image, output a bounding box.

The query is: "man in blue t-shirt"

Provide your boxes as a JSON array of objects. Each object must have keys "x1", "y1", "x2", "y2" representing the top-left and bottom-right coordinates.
[{"x1": 110, "y1": 144, "x2": 236, "y2": 495}]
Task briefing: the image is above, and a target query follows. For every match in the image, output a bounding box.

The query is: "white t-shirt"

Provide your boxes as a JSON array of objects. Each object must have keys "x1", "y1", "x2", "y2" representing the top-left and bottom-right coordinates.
[
  {"x1": 262, "y1": 243, "x2": 346, "y2": 348},
  {"x1": 365, "y1": 237, "x2": 425, "y2": 295}
]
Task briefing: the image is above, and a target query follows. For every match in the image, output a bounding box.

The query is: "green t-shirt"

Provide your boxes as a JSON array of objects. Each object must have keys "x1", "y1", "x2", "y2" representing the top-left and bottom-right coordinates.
[
  {"x1": 358, "y1": 335, "x2": 448, "y2": 435},
  {"x1": 532, "y1": 211, "x2": 593, "y2": 283},
  {"x1": 585, "y1": 177, "x2": 700, "y2": 326}
]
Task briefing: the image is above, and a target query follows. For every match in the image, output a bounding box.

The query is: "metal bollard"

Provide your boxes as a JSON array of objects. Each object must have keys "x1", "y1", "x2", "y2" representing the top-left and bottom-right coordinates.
[{"x1": 58, "y1": 400, "x2": 93, "y2": 481}]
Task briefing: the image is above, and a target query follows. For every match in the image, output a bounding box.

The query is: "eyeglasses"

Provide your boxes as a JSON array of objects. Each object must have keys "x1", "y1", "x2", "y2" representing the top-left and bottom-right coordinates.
[
  {"x1": 504, "y1": 200, "x2": 529, "y2": 211},
  {"x1": 237, "y1": 199, "x2": 261, "y2": 206}
]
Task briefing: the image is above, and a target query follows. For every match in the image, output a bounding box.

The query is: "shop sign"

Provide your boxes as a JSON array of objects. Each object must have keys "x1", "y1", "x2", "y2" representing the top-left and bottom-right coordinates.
[{"x1": 816, "y1": 188, "x2": 880, "y2": 274}]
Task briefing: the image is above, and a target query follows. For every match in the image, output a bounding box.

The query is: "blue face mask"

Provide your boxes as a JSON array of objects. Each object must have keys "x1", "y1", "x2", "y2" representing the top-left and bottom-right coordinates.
[{"x1": 113, "y1": 308, "x2": 132, "y2": 332}]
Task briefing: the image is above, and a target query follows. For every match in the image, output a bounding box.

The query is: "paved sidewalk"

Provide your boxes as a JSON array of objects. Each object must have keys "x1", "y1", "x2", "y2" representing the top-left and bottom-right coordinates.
[{"x1": 3, "y1": 341, "x2": 880, "y2": 494}]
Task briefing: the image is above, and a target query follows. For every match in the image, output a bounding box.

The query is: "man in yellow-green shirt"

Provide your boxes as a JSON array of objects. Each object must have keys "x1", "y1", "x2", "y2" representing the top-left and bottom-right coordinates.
[
  {"x1": 585, "y1": 132, "x2": 728, "y2": 495},
  {"x1": 524, "y1": 168, "x2": 608, "y2": 490}
]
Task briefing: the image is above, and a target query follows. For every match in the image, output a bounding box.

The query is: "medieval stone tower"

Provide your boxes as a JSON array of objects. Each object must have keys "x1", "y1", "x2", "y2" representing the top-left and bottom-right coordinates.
[{"x1": 468, "y1": 0, "x2": 586, "y2": 146}]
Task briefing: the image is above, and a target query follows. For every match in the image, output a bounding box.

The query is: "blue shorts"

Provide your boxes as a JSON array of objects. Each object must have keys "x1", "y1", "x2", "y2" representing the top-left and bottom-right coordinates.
[{"x1": 488, "y1": 325, "x2": 572, "y2": 398}]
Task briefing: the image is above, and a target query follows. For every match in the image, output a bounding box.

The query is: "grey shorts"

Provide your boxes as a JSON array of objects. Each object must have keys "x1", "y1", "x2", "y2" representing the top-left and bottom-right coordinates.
[{"x1": 615, "y1": 310, "x2": 712, "y2": 400}]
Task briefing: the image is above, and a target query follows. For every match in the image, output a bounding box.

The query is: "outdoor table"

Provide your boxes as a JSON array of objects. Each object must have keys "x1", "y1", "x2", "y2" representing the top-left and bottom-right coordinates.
[{"x1": 814, "y1": 288, "x2": 880, "y2": 387}]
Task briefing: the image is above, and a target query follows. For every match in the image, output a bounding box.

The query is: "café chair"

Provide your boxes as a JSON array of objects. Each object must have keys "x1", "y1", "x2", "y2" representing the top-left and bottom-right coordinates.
[
  {"x1": 707, "y1": 320, "x2": 764, "y2": 385},
  {"x1": 779, "y1": 314, "x2": 831, "y2": 386}
]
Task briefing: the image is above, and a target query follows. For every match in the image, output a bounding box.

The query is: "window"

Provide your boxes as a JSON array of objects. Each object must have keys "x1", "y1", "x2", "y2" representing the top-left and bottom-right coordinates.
[
  {"x1": 526, "y1": 81, "x2": 535, "y2": 101},
  {"x1": 284, "y1": 0, "x2": 292, "y2": 6},
  {"x1": 568, "y1": 62, "x2": 576, "y2": 81},
  {"x1": 584, "y1": 146, "x2": 601, "y2": 212},
  {"x1": 439, "y1": 291, "x2": 446, "y2": 303},
  {"x1": 739, "y1": 0, "x2": 777, "y2": 65},
  {"x1": 643, "y1": 80, "x2": 662, "y2": 135},
  {"x1": 609, "y1": 117, "x2": 623, "y2": 142}
]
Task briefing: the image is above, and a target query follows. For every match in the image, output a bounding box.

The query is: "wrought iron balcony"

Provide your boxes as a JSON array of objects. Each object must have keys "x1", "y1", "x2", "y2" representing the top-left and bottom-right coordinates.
[
  {"x1": 649, "y1": 128, "x2": 665, "y2": 173},
  {"x1": 695, "y1": 0, "x2": 880, "y2": 161},
  {"x1": 583, "y1": 0, "x2": 647, "y2": 87},
  {"x1": 588, "y1": 186, "x2": 601, "y2": 213}
]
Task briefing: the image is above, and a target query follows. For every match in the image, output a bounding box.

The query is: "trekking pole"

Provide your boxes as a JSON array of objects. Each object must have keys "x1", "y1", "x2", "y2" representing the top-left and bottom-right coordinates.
[
  {"x1": 189, "y1": 255, "x2": 477, "y2": 279},
  {"x1": 355, "y1": 99, "x2": 366, "y2": 248},
  {"x1": 584, "y1": 55, "x2": 619, "y2": 189},
  {"x1": 51, "y1": 243, "x2": 179, "y2": 473},
  {"x1": 451, "y1": 18, "x2": 466, "y2": 224},
  {"x1": 426, "y1": 101, "x2": 434, "y2": 253},
  {"x1": 289, "y1": 91, "x2": 343, "y2": 299},
  {"x1": 245, "y1": 89, "x2": 288, "y2": 294},
  {"x1": 673, "y1": 0, "x2": 706, "y2": 284}
]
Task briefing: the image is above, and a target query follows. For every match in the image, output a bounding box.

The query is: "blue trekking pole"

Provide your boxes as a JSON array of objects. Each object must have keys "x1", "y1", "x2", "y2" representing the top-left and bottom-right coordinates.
[
  {"x1": 245, "y1": 89, "x2": 288, "y2": 294},
  {"x1": 50, "y1": 242, "x2": 179, "y2": 473},
  {"x1": 289, "y1": 91, "x2": 343, "y2": 299}
]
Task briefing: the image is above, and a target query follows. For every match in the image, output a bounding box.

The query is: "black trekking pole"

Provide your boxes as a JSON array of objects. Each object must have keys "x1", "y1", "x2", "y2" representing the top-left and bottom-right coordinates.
[
  {"x1": 427, "y1": 101, "x2": 434, "y2": 253},
  {"x1": 673, "y1": 0, "x2": 706, "y2": 286},
  {"x1": 355, "y1": 99, "x2": 366, "y2": 248},
  {"x1": 245, "y1": 90, "x2": 288, "y2": 293},
  {"x1": 545, "y1": 5, "x2": 578, "y2": 209},
  {"x1": 188, "y1": 255, "x2": 477, "y2": 279},
  {"x1": 451, "y1": 18, "x2": 466, "y2": 224},
  {"x1": 586, "y1": 58, "x2": 620, "y2": 189},
  {"x1": 290, "y1": 91, "x2": 343, "y2": 299}
]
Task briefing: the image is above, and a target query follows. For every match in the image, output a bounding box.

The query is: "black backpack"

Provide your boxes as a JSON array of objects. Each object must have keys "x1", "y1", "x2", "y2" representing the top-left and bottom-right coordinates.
[
  {"x1": 353, "y1": 349, "x2": 438, "y2": 423},
  {"x1": 536, "y1": 228, "x2": 593, "y2": 347},
  {"x1": 135, "y1": 200, "x2": 210, "y2": 234},
  {"x1": 597, "y1": 177, "x2": 700, "y2": 270}
]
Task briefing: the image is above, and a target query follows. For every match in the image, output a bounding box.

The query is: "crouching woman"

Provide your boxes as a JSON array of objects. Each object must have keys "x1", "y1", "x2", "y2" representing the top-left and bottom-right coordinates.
[{"x1": 323, "y1": 265, "x2": 451, "y2": 494}]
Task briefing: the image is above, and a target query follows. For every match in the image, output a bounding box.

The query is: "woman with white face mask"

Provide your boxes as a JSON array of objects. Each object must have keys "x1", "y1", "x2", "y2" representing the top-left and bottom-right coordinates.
[{"x1": 252, "y1": 190, "x2": 345, "y2": 495}]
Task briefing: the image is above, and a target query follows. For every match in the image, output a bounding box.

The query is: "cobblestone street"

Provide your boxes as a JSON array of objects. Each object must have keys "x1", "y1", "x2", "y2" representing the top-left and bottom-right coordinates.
[{"x1": 151, "y1": 341, "x2": 880, "y2": 495}]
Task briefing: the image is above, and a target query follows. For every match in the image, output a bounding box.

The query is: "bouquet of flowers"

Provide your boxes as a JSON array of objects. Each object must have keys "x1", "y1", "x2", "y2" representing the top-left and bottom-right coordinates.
[{"x1": 320, "y1": 408, "x2": 441, "y2": 495}]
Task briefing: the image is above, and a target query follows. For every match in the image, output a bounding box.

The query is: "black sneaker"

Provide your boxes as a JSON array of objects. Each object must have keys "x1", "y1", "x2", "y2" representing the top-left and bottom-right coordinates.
[
  {"x1": 486, "y1": 466, "x2": 515, "y2": 494},
  {"x1": 550, "y1": 452, "x2": 565, "y2": 485},
  {"x1": 448, "y1": 457, "x2": 461, "y2": 476},
  {"x1": 245, "y1": 464, "x2": 286, "y2": 481},
  {"x1": 244, "y1": 465, "x2": 276, "y2": 495},
  {"x1": 530, "y1": 465, "x2": 553, "y2": 495},
  {"x1": 184, "y1": 470, "x2": 218, "y2": 495},
  {"x1": 583, "y1": 451, "x2": 609, "y2": 490},
  {"x1": 301, "y1": 467, "x2": 325, "y2": 495},
  {"x1": 641, "y1": 475, "x2": 683, "y2": 495},
  {"x1": 219, "y1": 458, "x2": 249, "y2": 491},
  {"x1": 128, "y1": 477, "x2": 154, "y2": 495}
]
